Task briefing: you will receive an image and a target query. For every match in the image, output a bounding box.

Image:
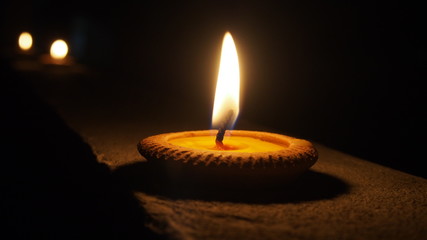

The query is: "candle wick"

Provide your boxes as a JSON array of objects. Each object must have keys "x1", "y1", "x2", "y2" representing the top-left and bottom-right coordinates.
[
  {"x1": 215, "y1": 110, "x2": 234, "y2": 146},
  {"x1": 216, "y1": 127, "x2": 226, "y2": 144}
]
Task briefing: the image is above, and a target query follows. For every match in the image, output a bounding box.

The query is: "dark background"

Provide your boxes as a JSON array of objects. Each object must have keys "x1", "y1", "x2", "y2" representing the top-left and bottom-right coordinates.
[{"x1": 1, "y1": 0, "x2": 425, "y2": 179}]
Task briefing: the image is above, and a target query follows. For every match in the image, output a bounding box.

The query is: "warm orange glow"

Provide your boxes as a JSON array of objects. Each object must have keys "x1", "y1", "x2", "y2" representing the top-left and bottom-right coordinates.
[
  {"x1": 212, "y1": 32, "x2": 240, "y2": 129},
  {"x1": 50, "y1": 39, "x2": 68, "y2": 60},
  {"x1": 170, "y1": 135, "x2": 285, "y2": 152},
  {"x1": 18, "y1": 32, "x2": 33, "y2": 51}
]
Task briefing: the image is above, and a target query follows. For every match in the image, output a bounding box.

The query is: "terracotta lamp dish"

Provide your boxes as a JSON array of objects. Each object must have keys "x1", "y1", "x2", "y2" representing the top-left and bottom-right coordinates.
[
  {"x1": 137, "y1": 33, "x2": 319, "y2": 189},
  {"x1": 137, "y1": 130, "x2": 318, "y2": 188}
]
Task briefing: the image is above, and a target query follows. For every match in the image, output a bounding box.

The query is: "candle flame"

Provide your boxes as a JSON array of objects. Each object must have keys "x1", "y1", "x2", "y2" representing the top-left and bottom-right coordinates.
[
  {"x1": 18, "y1": 32, "x2": 33, "y2": 51},
  {"x1": 50, "y1": 39, "x2": 68, "y2": 60},
  {"x1": 212, "y1": 32, "x2": 240, "y2": 129}
]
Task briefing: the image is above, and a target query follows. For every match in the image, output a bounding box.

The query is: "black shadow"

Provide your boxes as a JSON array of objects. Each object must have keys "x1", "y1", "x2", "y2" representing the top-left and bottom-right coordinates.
[
  {"x1": 1, "y1": 66, "x2": 163, "y2": 239},
  {"x1": 113, "y1": 161, "x2": 349, "y2": 204}
]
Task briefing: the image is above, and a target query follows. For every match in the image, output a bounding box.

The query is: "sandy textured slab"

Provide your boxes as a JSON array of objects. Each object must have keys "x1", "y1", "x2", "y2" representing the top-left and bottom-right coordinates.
[{"x1": 27, "y1": 73, "x2": 427, "y2": 240}]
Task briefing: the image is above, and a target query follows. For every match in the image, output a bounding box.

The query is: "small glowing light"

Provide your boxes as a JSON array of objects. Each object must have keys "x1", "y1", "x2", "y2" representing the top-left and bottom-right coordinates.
[
  {"x1": 212, "y1": 32, "x2": 240, "y2": 129},
  {"x1": 50, "y1": 39, "x2": 68, "y2": 60},
  {"x1": 18, "y1": 32, "x2": 33, "y2": 51}
]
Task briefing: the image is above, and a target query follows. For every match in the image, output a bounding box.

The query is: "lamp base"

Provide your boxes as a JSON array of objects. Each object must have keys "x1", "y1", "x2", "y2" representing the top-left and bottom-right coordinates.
[{"x1": 137, "y1": 130, "x2": 318, "y2": 189}]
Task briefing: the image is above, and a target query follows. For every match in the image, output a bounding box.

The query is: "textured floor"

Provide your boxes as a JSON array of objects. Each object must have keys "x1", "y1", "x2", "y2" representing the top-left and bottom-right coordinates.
[{"x1": 3, "y1": 64, "x2": 426, "y2": 240}]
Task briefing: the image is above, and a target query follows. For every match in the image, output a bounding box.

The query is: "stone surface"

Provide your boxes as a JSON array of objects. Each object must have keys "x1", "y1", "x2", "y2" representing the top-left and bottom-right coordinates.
[{"x1": 5, "y1": 68, "x2": 426, "y2": 240}]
